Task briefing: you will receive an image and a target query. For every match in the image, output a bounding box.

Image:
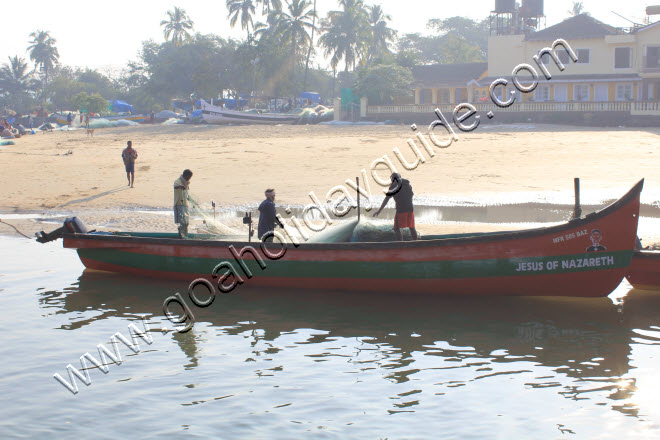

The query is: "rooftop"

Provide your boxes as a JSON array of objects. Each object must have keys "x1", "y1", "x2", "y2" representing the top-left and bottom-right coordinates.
[
  {"x1": 412, "y1": 62, "x2": 488, "y2": 87},
  {"x1": 525, "y1": 14, "x2": 624, "y2": 41}
]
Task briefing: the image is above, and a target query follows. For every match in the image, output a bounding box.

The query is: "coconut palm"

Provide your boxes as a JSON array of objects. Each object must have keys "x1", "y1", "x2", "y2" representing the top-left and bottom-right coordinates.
[
  {"x1": 302, "y1": 0, "x2": 317, "y2": 92},
  {"x1": 0, "y1": 56, "x2": 37, "y2": 111},
  {"x1": 318, "y1": 0, "x2": 370, "y2": 72},
  {"x1": 257, "y1": 0, "x2": 282, "y2": 15},
  {"x1": 568, "y1": 1, "x2": 586, "y2": 16},
  {"x1": 160, "y1": 7, "x2": 195, "y2": 46},
  {"x1": 366, "y1": 4, "x2": 396, "y2": 63},
  {"x1": 272, "y1": 0, "x2": 316, "y2": 74},
  {"x1": 227, "y1": 0, "x2": 257, "y2": 40},
  {"x1": 27, "y1": 30, "x2": 59, "y2": 87}
]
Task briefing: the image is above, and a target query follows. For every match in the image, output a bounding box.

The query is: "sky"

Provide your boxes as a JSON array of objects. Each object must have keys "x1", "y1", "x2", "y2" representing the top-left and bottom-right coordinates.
[{"x1": 1, "y1": 0, "x2": 656, "y2": 74}]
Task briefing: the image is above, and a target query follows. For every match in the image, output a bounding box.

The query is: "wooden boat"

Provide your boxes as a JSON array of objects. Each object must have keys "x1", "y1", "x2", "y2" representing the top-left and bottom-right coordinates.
[
  {"x1": 626, "y1": 250, "x2": 660, "y2": 290},
  {"x1": 199, "y1": 100, "x2": 299, "y2": 125},
  {"x1": 57, "y1": 180, "x2": 643, "y2": 297}
]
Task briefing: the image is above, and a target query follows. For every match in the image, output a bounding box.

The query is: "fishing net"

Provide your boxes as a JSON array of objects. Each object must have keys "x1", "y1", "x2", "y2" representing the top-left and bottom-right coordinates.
[
  {"x1": 187, "y1": 193, "x2": 243, "y2": 239},
  {"x1": 114, "y1": 119, "x2": 139, "y2": 127},
  {"x1": 306, "y1": 219, "x2": 414, "y2": 243},
  {"x1": 349, "y1": 221, "x2": 416, "y2": 242},
  {"x1": 306, "y1": 219, "x2": 359, "y2": 243}
]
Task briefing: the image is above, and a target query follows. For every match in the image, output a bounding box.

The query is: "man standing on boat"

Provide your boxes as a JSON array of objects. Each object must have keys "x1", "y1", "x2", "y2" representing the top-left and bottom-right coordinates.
[
  {"x1": 258, "y1": 189, "x2": 283, "y2": 242},
  {"x1": 174, "y1": 169, "x2": 193, "y2": 238},
  {"x1": 121, "y1": 141, "x2": 138, "y2": 188},
  {"x1": 373, "y1": 173, "x2": 419, "y2": 241}
]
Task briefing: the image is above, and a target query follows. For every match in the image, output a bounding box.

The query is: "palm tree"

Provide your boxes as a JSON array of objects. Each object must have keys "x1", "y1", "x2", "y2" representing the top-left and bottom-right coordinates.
[
  {"x1": 160, "y1": 7, "x2": 195, "y2": 46},
  {"x1": 366, "y1": 5, "x2": 396, "y2": 64},
  {"x1": 272, "y1": 0, "x2": 316, "y2": 76},
  {"x1": 568, "y1": 1, "x2": 586, "y2": 16},
  {"x1": 318, "y1": 0, "x2": 370, "y2": 72},
  {"x1": 257, "y1": 0, "x2": 282, "y2": 15},
  {"x1": 227, "y1": 0, "x2": 257, "y2": 40},
  {"x1": 27, "y1": 30, "x2": 59, "y2": 87},
  {"x1": 302, "y1": 0, "x2": 317, "y2": 92},
  {"x1": 0, "y1": 56, "x2": 37, "y2": 111}
]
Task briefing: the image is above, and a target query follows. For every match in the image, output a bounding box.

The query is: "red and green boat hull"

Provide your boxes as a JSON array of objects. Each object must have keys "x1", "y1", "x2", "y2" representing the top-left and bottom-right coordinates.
[
  {"x1": 63, "y1": 180, "x2": 644, "y2": 297},
  {"x1": 626, "y1": 251, "x2": 660, "y2": 290}
]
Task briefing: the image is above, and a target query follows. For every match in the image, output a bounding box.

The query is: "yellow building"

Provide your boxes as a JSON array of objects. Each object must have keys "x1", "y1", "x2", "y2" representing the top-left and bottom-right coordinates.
[
  {"x1": 480, "y1": 14, "x2": 660, "y2": 103},
  {"x1": 412, "y1": 62, "x2": 488, "y2": 105}
]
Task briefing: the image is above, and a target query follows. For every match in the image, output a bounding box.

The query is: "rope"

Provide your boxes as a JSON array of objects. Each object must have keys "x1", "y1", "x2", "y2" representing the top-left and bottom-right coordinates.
[{"x1": 0, "y1": 219, "x2": 32, "y2": 239}]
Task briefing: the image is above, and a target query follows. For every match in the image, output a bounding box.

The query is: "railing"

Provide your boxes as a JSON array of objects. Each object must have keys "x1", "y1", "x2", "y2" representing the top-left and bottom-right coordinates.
[
  {"x1": 631, "y1": 101, "x2": 660, "y2": 115},
  {"x1": 367, "y1": 101, "x2": 660, "y2": 115}
]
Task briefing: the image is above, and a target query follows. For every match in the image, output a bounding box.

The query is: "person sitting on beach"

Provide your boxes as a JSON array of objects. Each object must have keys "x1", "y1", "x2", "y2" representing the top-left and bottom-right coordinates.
[
  {"x1": 16, "y1": 124, "x2": 27, "y2": 136},
  {"x1": 174, "y1": 169, "x2": 193, "y2": 238},
  {"x1": 1, "y1": 127, "x2": 14, "y2": 139},
  {"x1": 373, "y1": 173, "x2": 419, "y2": 241},
  {"x1": 258, "y1": 189, "x2": 284, "y2": 242},
  {"x1": 121, "y1": 141, "x2": 138, "y2": 188}
]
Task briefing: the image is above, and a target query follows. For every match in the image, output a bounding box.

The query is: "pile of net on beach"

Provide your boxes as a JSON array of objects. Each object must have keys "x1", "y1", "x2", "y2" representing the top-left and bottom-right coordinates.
[
  {"x1": 306, "y1": 219, "x2": 414, "y2": 243},
  {"x1": 87, "y1": 118, "x2": 139, "y2": 129},
  {"x1": 295, "y1": 105, "x2": 334, "y2": 125}
]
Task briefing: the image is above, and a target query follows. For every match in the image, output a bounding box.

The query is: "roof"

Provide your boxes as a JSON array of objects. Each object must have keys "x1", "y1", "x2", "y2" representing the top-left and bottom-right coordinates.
[
  {"x1": 524, "y1": 14, "x2": 623, "y2": 41},
  {"x1": 477, "y1": 73, "x2": 641, "y2": 86},
  {"x1": 412, "y1": 62, "x2": 488, "y2": 87}
]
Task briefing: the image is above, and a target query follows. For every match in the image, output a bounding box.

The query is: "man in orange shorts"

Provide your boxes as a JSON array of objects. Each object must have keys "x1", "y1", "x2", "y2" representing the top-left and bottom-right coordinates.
[{"x1": 373, "y1": 173, "x2": 418, "y2": 241}]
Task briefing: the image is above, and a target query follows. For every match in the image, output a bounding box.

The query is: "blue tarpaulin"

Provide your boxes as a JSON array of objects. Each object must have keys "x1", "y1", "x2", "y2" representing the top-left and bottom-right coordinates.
[
  {"x1": 109, "y1": 100, "x2": 134, "y2": 114},
  {"x1": 299, "y1": 92, "x2": 320, "y2": 104}
]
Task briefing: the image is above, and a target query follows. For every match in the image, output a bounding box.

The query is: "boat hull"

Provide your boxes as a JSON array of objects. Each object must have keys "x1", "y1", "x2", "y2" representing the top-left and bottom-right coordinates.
[
  {"x1": 200, "y1": 100, "x2": 298, "y2": 125},
  {"x1": 63, "y1": 181, "x2": 644, "y2": 297},
  {"x1": 626, "y1": 251, "x2": 660, "y2": 290}
]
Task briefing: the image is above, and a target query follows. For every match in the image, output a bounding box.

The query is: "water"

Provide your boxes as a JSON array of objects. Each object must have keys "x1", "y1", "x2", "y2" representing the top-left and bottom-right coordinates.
[{"x1": 2, "y1": 235, "x2": 660, "y2": 438}]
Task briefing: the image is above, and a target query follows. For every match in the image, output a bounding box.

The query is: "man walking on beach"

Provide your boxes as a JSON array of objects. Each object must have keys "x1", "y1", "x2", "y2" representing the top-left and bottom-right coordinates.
[
  {"x1": 258, "y1": 189, "x2": 283, "y2": 241},
  {"x1": 373, "y1": 173, "x2": 418, "y2": 241},
  {"x1": 121, "y1": 141, "x2": 138, "y2": 188},
  {"x1": 174, "y1": 169, "x2": 193, "y2": 238}
]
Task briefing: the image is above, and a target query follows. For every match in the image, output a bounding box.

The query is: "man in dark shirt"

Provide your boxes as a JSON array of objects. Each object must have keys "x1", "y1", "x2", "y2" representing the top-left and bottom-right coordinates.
[
  {"x1": 373, "y1": 173, "x2": 418, "y2": 241},
  {"x1": 258, "y1": 189, "x2": 284, "y2": 241}
]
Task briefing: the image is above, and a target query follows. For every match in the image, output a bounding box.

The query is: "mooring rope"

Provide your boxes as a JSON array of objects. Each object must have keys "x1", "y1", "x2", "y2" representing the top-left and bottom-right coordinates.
[{"x1": 0, "y1": 219, "x2": 32, "y2": 239}]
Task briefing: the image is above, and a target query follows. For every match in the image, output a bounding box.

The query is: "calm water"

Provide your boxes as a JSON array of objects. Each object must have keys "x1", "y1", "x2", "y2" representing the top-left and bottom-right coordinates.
[{"x1": 2, "y1": 235, "x2": 660, "y2": 439}]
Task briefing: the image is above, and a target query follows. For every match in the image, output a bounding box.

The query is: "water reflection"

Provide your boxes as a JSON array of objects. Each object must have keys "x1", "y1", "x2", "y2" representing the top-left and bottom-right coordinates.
[{"x1": 40, "y1": 270, "x2": 660, "y2": 419}]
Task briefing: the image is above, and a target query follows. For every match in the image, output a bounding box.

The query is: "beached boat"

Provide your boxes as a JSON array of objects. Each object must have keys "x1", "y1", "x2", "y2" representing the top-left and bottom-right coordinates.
[
  {"x1": 41, "y1": 180, "x2": 645, "y2": 297},
  {"x1": 199, "y1": 100, "x2": 299, "y2": 125},
  {"x1": 626, "y1": 250, "x2": 660, "y2": 290}
]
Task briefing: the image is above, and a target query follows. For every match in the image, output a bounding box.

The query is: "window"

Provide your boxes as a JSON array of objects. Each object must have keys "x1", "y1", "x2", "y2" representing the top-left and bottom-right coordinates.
[
  {"x1": 615, "y1": 83, "x2": 633, "y2": 101},
  {"x1": 646, "y1": 46, "x2": 660, "y2": 68},
  {"x1": 576, "y1": 49, "x2": 590, "y2": 64},
  {"x1": 574, "y1": 84, "x2": 590, "y2": 101},
  {"x1": 615, "y1": 47, "x2": 632, "y2": 69},
  {"x1": 539, "y1": 49, "x2": 572, "y2": 65},
  {"x1": 439, "y1": 89, "x2": 450, "y2": 103},
  {"x1": 534, "y1": 85, "x2": 550, "y2": 101}
]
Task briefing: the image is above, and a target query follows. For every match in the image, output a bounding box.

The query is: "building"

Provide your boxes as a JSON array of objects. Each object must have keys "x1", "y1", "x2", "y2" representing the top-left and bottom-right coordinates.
[
  {"x1": 366, "y1": 9, "x2": 660, "y2": 124},
  {"x1": 481, "y1": 14, "x2": 660, "y2": 103}
]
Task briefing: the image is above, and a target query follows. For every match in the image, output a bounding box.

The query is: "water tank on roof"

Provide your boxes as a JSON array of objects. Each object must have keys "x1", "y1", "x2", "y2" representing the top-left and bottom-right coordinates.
[
  {"x1": 495, "y1": 0, "x2": 515, "y2": 13},
  {"x1": 521, "y1": 0, "x2": 544, "y2": 17}
]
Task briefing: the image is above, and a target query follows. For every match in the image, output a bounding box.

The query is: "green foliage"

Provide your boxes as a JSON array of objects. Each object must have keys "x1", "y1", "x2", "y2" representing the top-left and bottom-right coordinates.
[
  {"x1": 354, "y1": 64, "x2": 412, "y2": 105},
  {"x1": 71, "y1": 92, "x2": 109, "y2": 114},
  {"x1": 397, "y1": 32, "x2": 485, "y2": 65},
  {"x1": 0, "y1": 56, "x2": 38, "y2": 112},
  {"x1": 160, "y1": 7, "x2": 195, "y2": 46},
  {"x1": 426, "y1": 16, "x2": 489, "y2": 59}
]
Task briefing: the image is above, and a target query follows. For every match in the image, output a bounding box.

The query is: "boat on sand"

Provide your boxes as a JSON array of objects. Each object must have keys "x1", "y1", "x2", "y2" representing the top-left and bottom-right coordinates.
[{"x1": 199, "y1": 100, "x2": 299, "y2": 125}]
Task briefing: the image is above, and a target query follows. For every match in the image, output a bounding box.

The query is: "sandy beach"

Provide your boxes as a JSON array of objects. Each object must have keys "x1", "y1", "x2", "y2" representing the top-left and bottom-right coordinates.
[{"x1": 1, "y1": 122, "x2": 659, "y2": 240}]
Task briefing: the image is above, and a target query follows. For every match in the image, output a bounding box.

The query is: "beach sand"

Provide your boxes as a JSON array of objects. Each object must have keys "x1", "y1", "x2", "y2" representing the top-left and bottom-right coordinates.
[{"x1": 1, "y1": 123, "x2": 658, "y2": 241}]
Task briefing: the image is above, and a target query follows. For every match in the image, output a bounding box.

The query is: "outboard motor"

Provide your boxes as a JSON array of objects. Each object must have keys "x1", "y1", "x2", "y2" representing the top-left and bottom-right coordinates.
[{"x1": 36, "y1": 217, "x2": 88, "y2": 243}]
